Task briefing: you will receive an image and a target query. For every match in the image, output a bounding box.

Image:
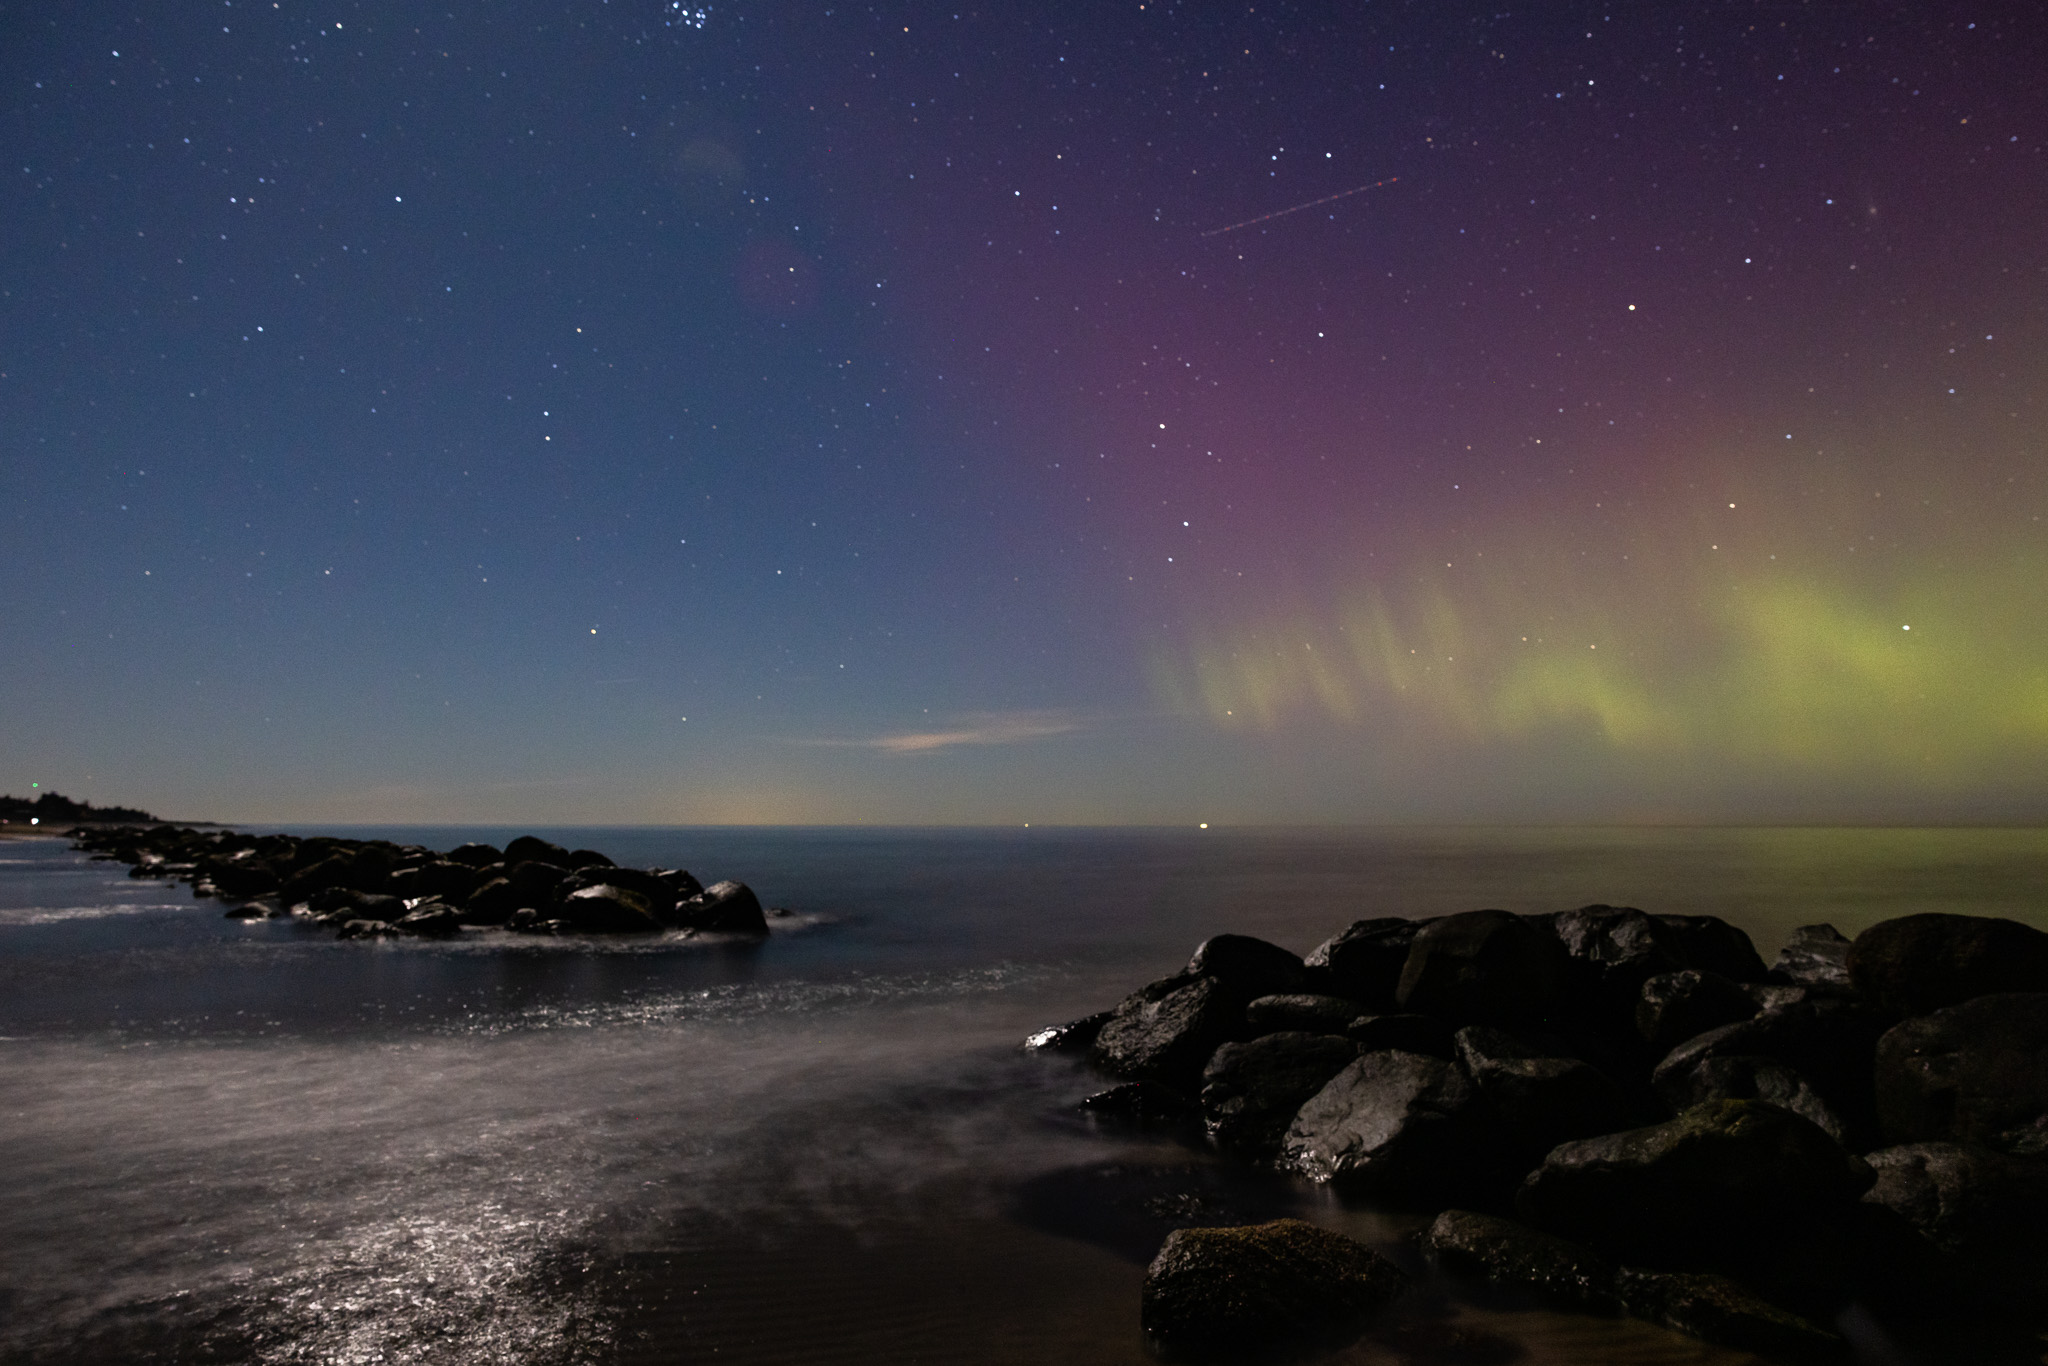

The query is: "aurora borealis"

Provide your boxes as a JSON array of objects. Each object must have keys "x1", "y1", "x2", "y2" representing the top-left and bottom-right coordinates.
[{"x1": 3, "y1": 2, "x2": 2044, "y2": 823}]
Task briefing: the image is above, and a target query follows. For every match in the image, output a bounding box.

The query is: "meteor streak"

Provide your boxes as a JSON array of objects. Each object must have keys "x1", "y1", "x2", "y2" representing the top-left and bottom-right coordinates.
[{"x1": 1199, "y1": 177, "x2": 1399, "y2": 237}]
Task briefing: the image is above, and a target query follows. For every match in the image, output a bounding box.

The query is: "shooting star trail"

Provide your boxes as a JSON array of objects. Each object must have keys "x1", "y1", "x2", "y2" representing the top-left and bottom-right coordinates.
[{"x1": 1199, "y1": 177, "x2": 1399, "y2": 238}]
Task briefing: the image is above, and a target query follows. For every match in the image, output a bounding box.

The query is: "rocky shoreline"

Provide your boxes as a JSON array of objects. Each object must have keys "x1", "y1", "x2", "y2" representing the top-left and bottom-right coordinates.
[
  {"x1": 1030, "y1": 907, "x2": 2048, "y2": 1362},
  {"x1": 65, "y1": 824, "x2": 774, "y2": 937}
]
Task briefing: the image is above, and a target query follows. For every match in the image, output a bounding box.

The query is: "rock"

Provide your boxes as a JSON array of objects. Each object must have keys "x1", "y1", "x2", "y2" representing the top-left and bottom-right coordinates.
[
  {"x1": 462, "y1": 876, "x2": 521, "y2": 925},
  {"x1": 1280, "y1": 1049, "x2": 1495, "y2": 1202},
  {"x1": 566, "y1": 847, "x2": 616, "y2": 869},
  {"x1": 221, "y1": 902, "x2": 269, "y2": 920},
  {"x1": 1140, "y1": 1219, "x2": 1409, "y2": 1358},
  {"x1": 1873, "y1": 992, "x2": 2048, "y2": 1150},
  {"x1": 1653, "y1": 914, "x2": 1769, "y2": 982},
  {"x1": 336, "y1": 918, "x2": 396, "y2": 940},
  {"x1": 1614, "y1": 1268, "x2": 1844, "y2": 1363},
  {"x1": 1023, "y1": 1011, "x2": 1111, "y2": 1054},
  {"x1": 1078, "y1": 1081, "x2": 1196, "y2": 1125},
  {"x1": 1657, "y1": 1055, "x2": 1850, "y2": 1145},
  {"x1": 671, "y1": 879, "x2": 769, "y2": 935},
  {"x1": 1200, "y1": 1032, "x2": 1359, "y2": 1160},
  {"x1": 1245, "y1": 993, "x2": 1365, "y2": 1035},
  {"x1": 278, "y1": 854, "x2": 352, "y2": 905},
  {"x1": 1305, "y1": 918, "x2": 1425, "y2": 1008},
  {"x1": 502, "y1": 836, "x2": 573, "y2": 866},
  {"x1": 558, "y1": 884, "x2": 661, "y2": 933},
  {"x1": 1396, "y1": 909, "x2": 1571, "y2": 1025},
  {"x1": 1420, "y1": 1209, "x2": 1624, "y2": 1315},
  {"x1": 1550, "y1": 905, "x2": 1688, "y2": 1016},
  {"x1": 558, "y1": 866, "x2": 675, "y2": 918},
  {"x1": 443, "y1": 842, "x2": 502, "y2": 867},
  {"x1": 347, "y1": 893, "x2": 407, "y2": 923},
  {"x1": 505, "y1": 859, "x2": 569, "y2": 902},
  {"x1": 1862, "y1": 1140, "x2": 2048, "y2": 1306},
  {"x1": 1651, "y1": 995, "x2": 1888, "y2": 1145},
  {"x1": 395, "y1": 904, "x2": 463, "y2": 937},
  {"x1": 1515, "y1": 1100, "x2": 1876, "y2": 1289},
  {"x1": 1344, "y1": 1013, "x2": 1456, "y2": 1058},
  {"x1": 407, "y1": 860, "x2": 482, "y2": 902},
  {"x1": 1636, "y1": 969, "x2": 1760, "y2": 1055},
  {"x1": 1185, "y1": 934, "x2": 1307, "y2": 1001},
  {"x1": 1454, "y1": 1026, "x2": 1643, "y2": 1166},
  {"x1": 1771, "y1": 924, "x2": 1853, "y2": 990},
  {"x1": 208, "y1": 860, "x2": 280, "y2": 899},
  {"x1": 1093, "y1": 975, "x2": 1244, "y2": 1089},
  {"x1": 655, "y1": 867, "x2": 705, "y2": 899},
  {"x1": 1847, "y1": 914, "x2": 2048, "y2": 1018}
]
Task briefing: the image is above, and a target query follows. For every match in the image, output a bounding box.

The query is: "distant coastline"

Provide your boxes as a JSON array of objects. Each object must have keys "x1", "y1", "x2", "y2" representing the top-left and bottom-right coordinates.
[{"x1": 0, "y1": 790, "x2": 211, "y2": 837}]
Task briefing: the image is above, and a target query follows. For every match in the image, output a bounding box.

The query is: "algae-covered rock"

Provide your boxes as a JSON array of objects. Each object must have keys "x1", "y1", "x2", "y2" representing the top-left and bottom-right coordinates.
[{"x1": 1141, "y1": 1218, "x2": 1408, "y2": 1358}]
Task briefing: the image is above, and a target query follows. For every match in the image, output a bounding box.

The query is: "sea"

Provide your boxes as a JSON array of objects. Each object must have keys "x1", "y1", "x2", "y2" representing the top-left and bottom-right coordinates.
[{"x1": 3, "y1": 824, "x2": 2045, "y2": 1366}]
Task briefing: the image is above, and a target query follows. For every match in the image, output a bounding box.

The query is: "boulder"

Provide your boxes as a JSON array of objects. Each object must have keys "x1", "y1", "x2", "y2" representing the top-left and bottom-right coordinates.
[
  {"x1": 502, "y1": 835, "x2": 573, "y2": 865},
  {"x1": 395, "y1": 904, "x2": 463, "y2": 937},
  {"x1": 1344, "y1": 1013, "x2": 1455, "y2": 1058},
  {"x1": 1199, "y1": 1032, "x2": 1359, "y2": 1160},
  {"x1": 1847, "y1": 914, "x2": 2048, "y2": 1018},
  {"x1": 1077, "y1": 1081, "x2": 1196, "y2": 1125},
  {"x1": 1771, "y1": 924, "x2": 1853, "y2": 990},
  {"x1": 1862, "y1": 1140, "x2": 2048, "y2": 1305},
  {"x1": 1140, "y1": 1219, "x2": 1408, "y2": 1358},
  {"x1": 655, "y1": 867, "x2": 705, "y2": 899},
  {"x1": 558, "y1": 884, "x2": 662, "y2": 933},
  {"x1": 1873, "y1": 992, "x2": 2048, "y2": 1150},
  {"x1": 1614, "y1": 1268, "x2": 1844, "y2": 1363},
  {"x1": 407, "y1": 860, "x2": 482, "y2": 902},
  {"x1": 1396, "y1": 909, "x2": 1570, "y2": 1025},
  {"x1": 671, "y1": 879, "x2": 769, "y2": 935},
  {"x1": 1093, "y1": 975, "x2": 1244, "y2": 1089},
  {"x1": 1185, "y1": 934, "x2": 1307, "y2": 1001},
  {"x1": 279, "y1": 854, "x2": 352, "y2": 905},
  {"x1": 1420, "y1": 1209, "x2": 1623, "y2": 1315},
  {"x1": 1454, "y1": 1026, "x2": 1643, "y2": 1166},
  {"x1": 443, "y1": 842, "x2": 502, "y2": 867},
  {"x1": 1550, "y1": 905, "x2": 1688, "y2": 1016},
  {"x1": 558, "y1": 865, "x2": 675, "y2": 917},
  {"x1": 505, "y1": 859, "x2": 569, "y2": 902},
  {"x1": 566, "y1": 847, "x2": 616, "y2": 869},
  {"x1": 1653, "y1": 914, "x2": 1769, "y2": 982},
  {"x1": 336, "y1": 918, "x2": 397, "y2": 940},
  {"x1": 1515, "y1": 1100, "x2": 1876, "y2": 1288},
  {"x1": 342, "y1": 893, "x2": 407, "y2": 923},
  {"x1": 1304, "y1": 918, "x2": 1425, "y2": 1007},
  {"x1": 1280, "y1": 1049, "x2": 1495, "y2": 1202},
  {"x1": 1657, "y1": 1055, "x2": 1850, "y2": 1145},
  {"x1": 1245, "y1": 993, "x2": 1365, "y2": 1035},
  {"x1": 461, "y1": 876, "x2": 523, "y2": 925},
  {"x1": 1023, "y1": 1011, "x2": 1112, "y2": 1054},
  {"x1": 1651, "y1": 995, "x2": 1888, "y2": 1145},
  {"x1": 1636, "y1": 969, "x2": 1760, "y2": 1055}
]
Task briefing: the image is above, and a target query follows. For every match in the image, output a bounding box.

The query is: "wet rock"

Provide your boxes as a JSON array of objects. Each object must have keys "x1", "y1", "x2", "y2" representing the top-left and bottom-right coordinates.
[
  {"x1": 1345, "y1": 1013, "x2": 1456, "y2": 1059},
  {"x1": 559, "y1": 866, "x2": 675, "y2": 918},
  {"x1": 558, "y1": 884, "x2": 661, "y2": 933},
  {"x1": 1862, "y1": 1140, "x2": 2048, "y2": 1305},
  {"x1": 1873, "y1": 992, "x2": 2048, "y2": 1150},
  {"x1": 208, "y1": 860, "x2": 280, "y2": 899},
  {"x1": 462, "y1": 876, "x2": 521, "y2": 925},
  {"x1": 1515, "y1": 1099, "x2": 1876, "y2": 1285},
  {"x1": 1454, "y1": 1026, "x2": 1643, "y2": 1166},
  {"x1": 1141, "y1": 1218, "x2": 1409, "y2": 1358},
  {"x1": 1077, "y1": 1081, "x2": 1195, "y2": 1125},
  {"x1": 1636, "y1": 969, "x2": 1760, "y2": 1055},
  {"x1": 1200, "y1": 1032, "x2": 1359, "y2": 1160},
  {"x1": 278, "y1": 854, "x2": 352, "y2": 905},
  {"x1": 1770, "y1": 924, "x2": 1853, "y2": 990},
  {"x1": 1653, "y1": 914, "x2": 1769, "y2": 982},
  {"x1": 1305, "y1": 918, "x2": 1425, "y2": 1008},
  {"x1": 1396, "y1": 909, "x2": 1570, "y2": 1025},
  {"x1": 1245, "y1": 993, "x2": 1365, "y2": 1035},
  {"x1": 1651, "y1": 995, "x2": 1888, "y2": 1144},
  {"x1": 1280, "y1": 1049, "x2": 1494, "y2": 1202},
  {"x1": 1658, "y1": 1055, "x2": 1850, "y2": 1145},
  {"x1": 444, "y1": 842, "x2": 502, "y2": 867},
  {"x1": 395, "y1": 903, "x2": 463, "y2": 937},
  {"x1": 502, "y1": 835, "x2": 573, "y2": 866},
  {"x1": 1847, "y1": 914, "x2": 2048, "y2": 1018},
  {"x1": 655, "y1": 867, "x2": 705, "y2": 899},
  {"x1": 1094, "y1": 975, "x2": 1245, "y2": 1089},
  {"x1": 1186, "y1": 934, "x2": 1308, "y2": 1002},
  {"x1": 1614, "y1": 1268, "x2": 1845, "y2": 1363},
  {"x1": 1023, "y1": 1011, "x2": 1112, "y2": 1054},
  {"x1": 221, "y1": 902, "x2": 269, "y2": 920},
  {"x1": 344, "y1": 893, "x2": 407, "y2": 923},
  {"x1": 565, "y1": 847, "x2": 615, "y2": 869},
  {"x1": 1550, "y1": 905, "x2": 1688, "y2": 1017},
  {"x1": 336, "y1": 918, "x2": 397, "y2": 940},
  {"x1": 407, "y1": 860, "x2": 482, "y2": 903},
  {"x1": 1420, "y1": 1209, "x2": 1624, "y2": 1315},
  {"x1": 671, "y1": 879, "x2": 769, "y2": 935}
]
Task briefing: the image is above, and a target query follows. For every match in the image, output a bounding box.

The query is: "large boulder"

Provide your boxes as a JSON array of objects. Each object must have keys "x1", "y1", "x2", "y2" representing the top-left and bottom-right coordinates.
[
  {"x1": 407, "y1": 859, "x2": 482, "y2": 902},
  {"x1": 503, "y1": 835, "x2": 573, "y2": 866},
  {"x1": 1185, "y1": 934, "x2": 1307, "y2": 1002},
  {"x1": 1653, "y1": 915, "x2": 1769, "y2": 982},
  {"x1": 1549, "y1": 905, "x2": 1688, "y2": 1017},
  {"x1": 1199, "y1": 1032, "x2": 1358, "y2": 1160},
  {"x1": 1093, "y1": 975, "x2": 1244, "y2": 1089},
  {"x1": 1245, "y1": 993, "x2": 1364, "y2": 1036},
  {"x1": 1280, "y1": 1049, "x2": 1495, "y2": 1202},
  {"x1": 1395, "y1": 910, "x2": 1571, "y2": 1025},
  {"x1": 558, "y1": 884, "x2": 662, "y2": 933},
  {"x1": 1140, "y1": 1219, "x2": 1408, "y2": 1358},
  {"x1": 1636, "y1": 969, "x2": 1760, "y2": 1055},
  {"x1": 1657, "y1": 1055, "x2": 1850, "y2": 1145},
  {"x1": 1022, "y1": 1011, "x2": 1112, "y2": 1055},
  {"x1": 1345, "y1": 1013, "x2": 1455, "y2": 1058},
  {"x1": 443, "y1": 842, "x2": 502, "y2": 867},
  {"x1": 1651, "y1": 995, "x2": 1888, "y2": 1145},
  {"x1": 1847, "y1": 914, "x2": 2048, "y2": 1018},
  {"x1": 1420, "y1": 1209, "x2": 1623, "y2": 1315},
  {"x1": 1613, "y1": 1268, "x2": 1844, "y2": 1363},
  {"x1": 1862, "y1": 1140, "x2": 2048, "y2": 1305},
  {"x1": 461, "y1": 876, "x2": 524, "y2": 925},
  {"x1": 1515, "y1": 1100, "x2": 1876, "y2": 1295},
  {"x1": 1873, "y1": 992, "x2": 2048, "y2": 1151},
  {"x1": 670, "y1": 879, "x2": 769, "y2": 935},
  {"x1": 278, "y1": 854, "x2": 353, "y2": 905},
  {"x1": 1454, "y1": 1026, "x2": 1643, "y2": 1168},
  {"x1": 1770, "y1": 924, "x2": 1853, "y2": 990},
  {"x1": 565, "y1": 847, "x2": 616, "y2": 869},
  {"x1": 1304, "y1": 917, "x2": 1424, "y2": 1007},
  {"x1": 558, "y1": 865, "x2": 675, "y2": 918}
]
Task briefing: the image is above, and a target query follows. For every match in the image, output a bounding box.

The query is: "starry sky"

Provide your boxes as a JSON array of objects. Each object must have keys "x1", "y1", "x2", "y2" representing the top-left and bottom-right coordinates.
[{"x1": 4, "y1": 1, "x2": 2045, "y2": 825}]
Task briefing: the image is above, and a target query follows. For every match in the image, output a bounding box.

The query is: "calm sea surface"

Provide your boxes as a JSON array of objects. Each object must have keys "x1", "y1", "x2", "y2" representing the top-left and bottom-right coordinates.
[{"x1": 3, "y1": 825, "x2": 2044, "y2": 1364}]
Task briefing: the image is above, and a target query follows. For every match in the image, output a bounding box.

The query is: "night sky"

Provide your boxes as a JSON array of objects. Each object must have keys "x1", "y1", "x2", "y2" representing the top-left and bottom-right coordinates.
[{"x1": 5, "y1": 2, "x2": 2045, "y2": 825}]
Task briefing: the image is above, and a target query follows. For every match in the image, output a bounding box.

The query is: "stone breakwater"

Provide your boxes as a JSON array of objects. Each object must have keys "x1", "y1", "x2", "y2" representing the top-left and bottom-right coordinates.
[
  {"x1": 67, "y1": 824, "x2": 773, "y2": 937},
  {"x1": 1029, "y1": 907, "x2": 2048, "y2": 1362}
]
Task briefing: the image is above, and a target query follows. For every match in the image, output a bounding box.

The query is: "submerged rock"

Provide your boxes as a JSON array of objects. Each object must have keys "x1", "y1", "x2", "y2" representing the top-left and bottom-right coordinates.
[
  {"x1": 1200, "y1": 1032, "x2": 1358, "y2": 1160},
  {"x1": 1421, "y1": 1209, "x2": 1623, "y2": 1315},
  {"x1": 1280, "y1": 1049, "x2": 1494, "y2": 1202},
  {"x1": 1614, "y1": 1268, "x2": 1845, "y2": 1363},
  {"x1": 1141, "y1": 1218, "x2": 1408, "y2": 1358},
  {"x1": 1873, "y1": 992, "x2": 2048, "y2": 1150},
  {"x1": 1847, "y1": 913, "x2": 2048, "y2": 1018}
]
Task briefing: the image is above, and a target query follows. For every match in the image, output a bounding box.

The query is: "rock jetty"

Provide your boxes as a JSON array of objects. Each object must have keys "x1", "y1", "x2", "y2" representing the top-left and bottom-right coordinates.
[
  {"x1": 67, "y1": 824, "x2": 772, "y2": 938},
  {"x1": 1031, "y1": 907, "x2": 2048, "y2": 1361}
]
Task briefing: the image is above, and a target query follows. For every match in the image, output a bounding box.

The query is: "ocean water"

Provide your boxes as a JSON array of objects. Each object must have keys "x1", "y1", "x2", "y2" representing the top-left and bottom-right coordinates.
[{"x1": 2, "y1": 825, "x2": 2044, "y2": 1365}]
